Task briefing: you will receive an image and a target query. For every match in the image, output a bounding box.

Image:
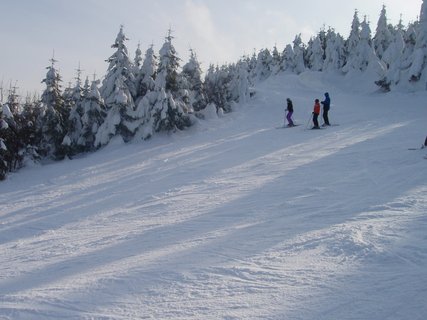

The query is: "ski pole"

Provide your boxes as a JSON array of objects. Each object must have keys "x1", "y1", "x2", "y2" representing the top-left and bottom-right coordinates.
[{"x1": 305, "y1": 113, "x2": 312, "y2": 130}]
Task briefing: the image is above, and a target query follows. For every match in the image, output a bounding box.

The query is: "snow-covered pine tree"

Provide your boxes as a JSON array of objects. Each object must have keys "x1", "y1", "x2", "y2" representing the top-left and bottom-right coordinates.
[
  {"x1": 134, "y1": 43, "x2": 143, "y2": 71},
  {"x1": 61, "y1": 66, "x2": 84, "y2": 157},
  {"x1": 0, "y1": 99, "x2": 22, "y2": 179},
  {"x1": 407, "y1": 0, "x2": 427, "y2": 83},
  {"x1": 37, "y1": 57, "x2": 66, "y2": 159},
  {"x1": 342, "y1": 14, "x2": 384, "y2": 77},
  {"x1": 97, "y1": 26, "x2": 138, "y2": 146},
  {"x1": 16, "y1": 94, "x2": 41, "y2": 165},
  {"x1": 204, "y1": 64, "x2": 233, "y2": 113},
  {"x1": 323, "y1": 28, "x2": 346, "y2": 72},
  {"x1": 401, "y1": 24, "x2": 418, "y2": 70},
  {"x1": 293, "y1": 34, "x2": 306, "y2": 74},
  {"x1": 271, "y1": 45, "x2": 283, "y2": 74},
  {"x1": 0, "y1": 103, "x2": 9, "y2": 180},
  {"x1": 101, "y1": 25, "x2": 137, "y2": 102},
  {"x1": 253, "y1": 48, "x2": 273, "y2": 81},
  {"x1": 180, "y1": 49, "x2": 207, "y2": 112},
  {"x1": 139, "y1": 30, "x2": 191, "y2": 134},
  {"x1": 307, "y1": 35, "x2": 324, "y2": 71},
  {"x1": 281, "y1": 44, "x2": 295, "y2": 72},
  {"x1": 376, "y1": 1, "x2": 425, "y2": 90},
  {"x1": 132, "y1": 43, "x2": 143, "y2": 100},
  {"x1": 247, "y1": 51, "x2": 258, "y2": 78},
  {"x1": 137, "y1": 45, "x2": 157, "y2": 101},
  {"x1": 373, "y1": 5, "x2": 393, "y2": 60},
  {"x1": 157, "y1": 30, "x2": 181, "y2": 95},
  {"x1": 343, "y1": 10, "x2": 361, "y2": 73},
  {"x1": 80, "y1": 77, "x2": 105, "y2": 150},
  {"x1": 203, "y1": 64, "x2": 219, "y2": 110},
  {"x1": 227, "y1": 60, "x2": 251, "y2": 105},
  {"x1": 358, "y1": 17, "x2": 380, "y2": 72},
  {"x1": 5, "y1": 83, "x2": 20, "y2": 115},
  {"x1": 376, "y1": 28, "x2": 406, "y2": 91}
]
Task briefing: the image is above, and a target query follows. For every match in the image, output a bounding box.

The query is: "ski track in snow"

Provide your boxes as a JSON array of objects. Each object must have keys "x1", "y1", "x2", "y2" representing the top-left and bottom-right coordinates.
[{"x1": 1, "y1": 73, "x2": 427, "y2": 319}]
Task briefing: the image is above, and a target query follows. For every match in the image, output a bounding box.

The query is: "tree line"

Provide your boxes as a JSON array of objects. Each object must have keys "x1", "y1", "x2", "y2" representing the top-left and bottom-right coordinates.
[{"x1": 0, "y1": 27, "x2": 252, "y2": 180}]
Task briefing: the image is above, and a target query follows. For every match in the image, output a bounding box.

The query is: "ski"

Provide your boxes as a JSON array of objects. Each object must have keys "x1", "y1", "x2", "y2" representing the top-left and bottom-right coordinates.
[
  {"x1": 321, "y1": 124, "x2": 339, "y2": 127},
  {"x1": 408, "y1": 146, "x2": 424, "y2": 150},
  {"x1": 276, "y1": 124, "x2": 301, "y2": 129}
]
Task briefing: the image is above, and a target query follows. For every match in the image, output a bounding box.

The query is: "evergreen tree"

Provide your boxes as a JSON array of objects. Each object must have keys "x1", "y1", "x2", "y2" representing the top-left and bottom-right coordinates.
[
  {"x1": 281, "y1": 44, "x2": 295, "y2": 72},
  {"x1": 147, "y1": 30, "x2": 191, "y2": 132},
  {"x1": 132, "y1": 43, "x2": 143, "y2": 100},
  {"x1": 204, "y1": 64, "x2": 233, "y2": 113},
  {"x1": 101, "y1": 25, "x2": 137, "y2": 102},
  {"x1": 16, "y1": 95, "x2": 41, "y2": 164},
  {"x1": 157, "y1": 29, "x2": 181, "y2": 94},
  {"x1": 293, "y1": 34, "x2": 306, "y2": 74},
  {"x1": 307, "y1": 35, "x2": 324, "y2": 71},
  {"x1": 376, "y1": 24, "x2": 415, "y2": 91},
  {"x1": 38, "y1": 57, "x2": 66, "y2": 159},
  {"x1": 61, "y1": 66, "x2": 84, "y2": 156},
  {"x1": 253, "y1": 48, "x2": 272, "y2": 81},
  {"x1": 377, "y1": 2, "x2": 426, "y2": 90},
  {"x1": 227, "y1": 60, "x2": 251, "y2": 105},
  {"x1": 408, "y1": 0, "x2": 427, "y2": 82},
  {"x1": 343, "y1": 10, "x2": 361, "y2": 72},
  {"x1": 344, "y1": 16, "x2": 379, "y2": 73},
  {"x1": 0, "y1": 104, "x2": 9, "y2": 180},
  {"x1": 271, "y1": 45, "x2": 283, "y2": 74},
  {"x1": 323, "y1": 28, "x2": 346, "y2": 72},
  {"x1": 137, "y1": 45, "x2": 157, "y2": 100},
  {"x1": 373, "y1": 5, "x2": 393, "y2": 59},
  {"x1": 181, "y1": 49, "x2": 207, "y2": 112},
  {"x1": 247, "y1": 51, "x2": 258, "y2": 77},
  {"x1": 134, "y1": 43, "x2": 143, "y2": 70},
  {"x1": 97, "y1": 26, "x2": 138, "y2": 146},
  {"x1": 0, "y1": 89, "x2": 27, "y2": 178},
  {"x1": 80, "y1": 77, "x2": 105, "y2": 150}
]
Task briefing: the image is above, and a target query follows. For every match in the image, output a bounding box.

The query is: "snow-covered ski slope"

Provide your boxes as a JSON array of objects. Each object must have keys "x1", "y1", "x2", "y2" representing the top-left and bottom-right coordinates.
[{"x1": 1, "y1": 72, "x2": 427, "y2": 319}]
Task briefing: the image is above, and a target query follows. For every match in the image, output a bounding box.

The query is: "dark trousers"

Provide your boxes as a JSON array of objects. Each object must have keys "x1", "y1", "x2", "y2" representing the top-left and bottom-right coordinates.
[
  {"x1": 313, "y1": 114, "x2": 319, "y2": 127},
  {"x1": 323, "y1": 109, "x2": 330, "y2": 125}
]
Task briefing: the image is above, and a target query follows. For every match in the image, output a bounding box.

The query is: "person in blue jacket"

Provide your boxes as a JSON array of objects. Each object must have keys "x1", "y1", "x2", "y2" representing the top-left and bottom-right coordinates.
[{"x1": 321, "y1": 92, "x2": 331, "y2": 126}]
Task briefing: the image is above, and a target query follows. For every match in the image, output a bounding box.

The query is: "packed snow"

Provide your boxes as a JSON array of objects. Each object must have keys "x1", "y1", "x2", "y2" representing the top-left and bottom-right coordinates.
[{"x1": 1, "y1": 72, "x2": 427, "y2": 319}]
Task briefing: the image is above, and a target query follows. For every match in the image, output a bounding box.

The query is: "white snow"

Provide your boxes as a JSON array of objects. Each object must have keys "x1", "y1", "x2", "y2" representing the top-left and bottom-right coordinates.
[
  {"x1": 1, "y1": 104, "x2": 13, "y2": 119},
  {"x1": 1, "y1": 72, "x2": 427, "y2": 319}
]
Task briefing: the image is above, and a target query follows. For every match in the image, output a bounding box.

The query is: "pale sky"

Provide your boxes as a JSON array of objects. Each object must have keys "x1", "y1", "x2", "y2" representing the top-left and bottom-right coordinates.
[{"x1": 0, "y1": 0, "x2": 422, "y2": 95}]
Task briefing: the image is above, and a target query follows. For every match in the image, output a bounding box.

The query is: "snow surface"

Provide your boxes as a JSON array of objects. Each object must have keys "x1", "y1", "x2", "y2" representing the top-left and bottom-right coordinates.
[{"x1": 1, "y1": 72, "x2": 427, "y2": 319}]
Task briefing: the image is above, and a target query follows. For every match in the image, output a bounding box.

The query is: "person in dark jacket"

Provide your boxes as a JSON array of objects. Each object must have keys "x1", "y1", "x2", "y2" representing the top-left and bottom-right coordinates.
[
  {"x1": 286, "y1": 98, "x2": 294, "y2": 127},
  {"x1": 321, "y1": 92, "x2": 331, "y2": 126}
]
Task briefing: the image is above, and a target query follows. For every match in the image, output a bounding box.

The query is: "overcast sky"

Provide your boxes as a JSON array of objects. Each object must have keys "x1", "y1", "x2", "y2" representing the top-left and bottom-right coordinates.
[{"x1": 0, "y1": 0, "x2": 422, "y2": 95}]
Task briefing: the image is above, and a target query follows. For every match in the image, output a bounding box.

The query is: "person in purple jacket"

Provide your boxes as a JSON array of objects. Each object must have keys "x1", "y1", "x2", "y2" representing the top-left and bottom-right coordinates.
[{"x1": 285, "y1": 98, "x2": 294, "y2": 127}]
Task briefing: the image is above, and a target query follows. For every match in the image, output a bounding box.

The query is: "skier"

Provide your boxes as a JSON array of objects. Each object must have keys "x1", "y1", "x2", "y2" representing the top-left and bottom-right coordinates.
[
  {"x1": 321, "y1": 92, "x2": 331, "y2": 126},
  {"x1": 423, "y1": 136, "x2": 427, "y2": 148},
  {"x1": 285, "y1": 98, "x2": 294, "y2": 127},
  {"x1": 312, "y1": 99, "x2": 321, "y2": 129}
]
